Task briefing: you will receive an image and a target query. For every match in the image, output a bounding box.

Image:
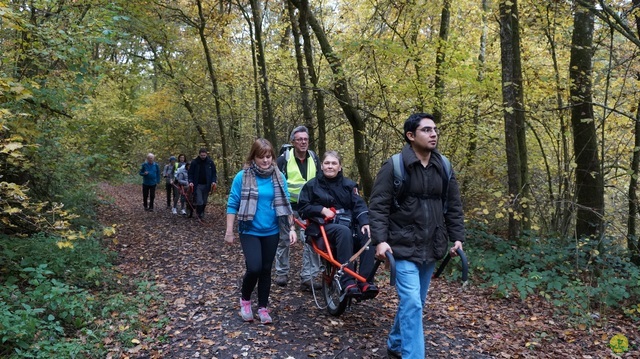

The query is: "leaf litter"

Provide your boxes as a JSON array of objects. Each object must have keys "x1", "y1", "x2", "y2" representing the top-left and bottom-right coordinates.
[{"x1": 97, "y1": 183, "x2": 639, "y2": 358}]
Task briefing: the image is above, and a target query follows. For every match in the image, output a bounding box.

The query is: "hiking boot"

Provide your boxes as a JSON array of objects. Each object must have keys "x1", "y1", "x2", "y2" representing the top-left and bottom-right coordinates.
[
  {"x1": 387, "y1": 347, "x2": 402, "y2": 358},
  {"x1": 180, "y1": 209, "x2": 187, "y2": 215},
  {"x1": 343, "y1": 283, "x2": 362, "y2": 298},
  {"x1": 300, "y1": 277, "x2": 322, "y2": 291},
  {"x1": 257, "y1": 307, "x2": 272, "y2": 324},
  {"x1": 275, "y1": 275, "x2": 288, "y2": 287},
  {"x1": 359, "y1": 282, "x2": 379, "y2": 300},
  {"x1": 239, "y1": 298, "x2": 253, "y2": 322},
  {"x1": 171, "y1": 208, "x2": 177, "y2": 215}
]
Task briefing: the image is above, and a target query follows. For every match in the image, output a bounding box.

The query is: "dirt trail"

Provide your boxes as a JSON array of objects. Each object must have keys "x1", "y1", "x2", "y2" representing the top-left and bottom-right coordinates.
[{"x1": 97, "y1": 183, "x2": 638, "y2": 358}]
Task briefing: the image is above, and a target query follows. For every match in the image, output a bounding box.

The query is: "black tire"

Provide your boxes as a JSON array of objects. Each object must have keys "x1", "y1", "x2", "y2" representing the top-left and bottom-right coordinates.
[{"x1": 321, "y1": 258, "x2": 348, "y2": 316}]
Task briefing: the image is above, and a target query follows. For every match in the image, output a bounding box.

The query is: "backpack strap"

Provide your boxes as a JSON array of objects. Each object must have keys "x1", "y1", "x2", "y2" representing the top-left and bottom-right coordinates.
[
  {"x1": 308, "y1": 149, "x2": 319, "y2": 167},
  {"x1": 391, "y1": 151, "x2": 453, "y2": 212},
  {"x1": 391, "y1": 153, "x2": 405, "y2": 211},
  {"x1": 434, "y1": 151, "x2": 453, "y2": 213}
]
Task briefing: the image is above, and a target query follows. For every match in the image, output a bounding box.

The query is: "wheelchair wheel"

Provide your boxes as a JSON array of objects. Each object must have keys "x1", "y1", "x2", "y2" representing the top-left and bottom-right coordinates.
[{"x1": 321, "y1": 258, "x2": 348, "y2": 316}]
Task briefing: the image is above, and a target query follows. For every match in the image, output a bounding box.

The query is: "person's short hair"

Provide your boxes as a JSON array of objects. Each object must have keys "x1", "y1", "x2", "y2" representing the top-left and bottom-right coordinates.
[
  {"x1": 322, "y1": 150, "x2": 342, "y2": 165},
  {"x1": 246, "y1": 138, "x2": 276, "y2": 165},
  {"x1": 404, "y1": 113, "x2": 435, "y2": 144},
  {"x1": 289, "y1": 126, "x2": 309, "y2": 142},
  {"x1": 199, "y1": 148, "x2": 208, "y2": 154},
  {"x1": 169, "y1": 156, "x2": 176, "y2": 161}
]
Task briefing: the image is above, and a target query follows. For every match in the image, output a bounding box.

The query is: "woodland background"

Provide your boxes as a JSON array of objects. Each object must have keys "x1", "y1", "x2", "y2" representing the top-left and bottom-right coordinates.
[{"x1": 1, "y1": 0, "x2": 639, "y2": 357}]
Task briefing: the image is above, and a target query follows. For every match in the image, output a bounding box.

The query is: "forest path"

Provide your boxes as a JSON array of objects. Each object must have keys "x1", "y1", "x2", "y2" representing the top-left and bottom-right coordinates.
[{"x1": 97, "y1": 183, "x2": 637, "y2": 358}]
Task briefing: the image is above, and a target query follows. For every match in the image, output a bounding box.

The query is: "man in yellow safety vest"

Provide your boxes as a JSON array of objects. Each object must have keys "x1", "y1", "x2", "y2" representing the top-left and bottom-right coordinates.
[{"x1": 275, "y1": 126, "x2": 321, "y2": 291}]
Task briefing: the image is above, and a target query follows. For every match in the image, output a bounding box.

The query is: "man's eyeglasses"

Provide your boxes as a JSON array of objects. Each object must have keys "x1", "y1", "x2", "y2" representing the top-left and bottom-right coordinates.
[
  {"x1": 294, "y1": 138, "x2": 309, "y2": 143},
  {"x1": 416, "y1": 126, "x2": 440, "y2": 135}
]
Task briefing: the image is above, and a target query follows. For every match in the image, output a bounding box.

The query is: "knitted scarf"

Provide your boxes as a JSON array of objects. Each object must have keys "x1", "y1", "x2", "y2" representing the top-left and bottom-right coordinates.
[{"x1": 237, "y1": 162, "x2": 292, "y2": 233}]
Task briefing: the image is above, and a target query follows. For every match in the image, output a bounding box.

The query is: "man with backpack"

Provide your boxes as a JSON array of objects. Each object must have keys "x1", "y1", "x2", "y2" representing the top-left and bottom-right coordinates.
[
  {"x1": 188, "y1": 148, "x2": 217, "y2": 220},
  {"x1": 275, "y1": 126, "x2": 322, "y2": 291},
  {"x1": 369, "y1": 113, "x2": 465, "y2": 359}
]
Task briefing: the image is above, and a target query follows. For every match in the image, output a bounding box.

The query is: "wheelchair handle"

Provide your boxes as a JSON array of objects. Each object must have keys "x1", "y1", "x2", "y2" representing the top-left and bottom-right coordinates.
[
  {"x1": 385, "y1": 250, "x2": 396, "y2": 286},
  {"x1": 369, "y1": 250, "x2": 396, "y2": 286},
  {"x1": 433, "y1": 248, "x2": 468, "y2": 282}
]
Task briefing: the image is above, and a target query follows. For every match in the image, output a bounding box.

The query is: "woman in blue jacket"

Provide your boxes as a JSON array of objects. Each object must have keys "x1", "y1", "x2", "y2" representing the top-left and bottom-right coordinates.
[{"x1": 225, "y1": 138, "x2": 297, "y2": 324}]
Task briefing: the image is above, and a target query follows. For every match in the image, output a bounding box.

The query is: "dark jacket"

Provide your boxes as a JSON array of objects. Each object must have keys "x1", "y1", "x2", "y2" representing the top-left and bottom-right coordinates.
[
  {"x1": 369, "y1": 144, "x2": 464, "y2": 264},
  {"x1": 298, "y1": 171, "x2": 369, "y2": 237},
  {"x1": 188, "y1": 156, "x2": 217, "y2": 187}
]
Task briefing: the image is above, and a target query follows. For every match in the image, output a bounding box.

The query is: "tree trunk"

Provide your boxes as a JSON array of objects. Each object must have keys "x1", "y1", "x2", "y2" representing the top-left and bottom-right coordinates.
[
  {"x1": 463, "y1": 0, "x2": 488, "y2": 197},
  {"x1": 287, "y1": 1, "x2": 314, "y2": 143},
  {"x1": 570, "y1": 0, "x2": 603, "y2": 238},
  {"x1": 544, "y1": 2, "x2": 572, "y2": 237},
  {"x1": 237, "y1": 4, "x2": 262, "y2": 137},
  {"x1": 512, "y1": 0, "x2": 530, "y2": 232},
  {"x1": 249, "y1": 0, "x2": 277, "y2": 146},
  {"x1": 291, "y1": 0, "x2": 372, "y2": 194},
  {"x1": 628, "y1": 0, "x2": 640, "y2": 264},
  {"x1": 195, "y1": 0, "x2": 230, "y2": 184},
  {"x1": 499, "y1": 0, "x2": 525, "y2": 241},
  {"x1": 299, "y1": 0, "x2": 326, "y2": 155},
  {"x1": 433, "y1": 0, "x2": 450, "y2": 124}
]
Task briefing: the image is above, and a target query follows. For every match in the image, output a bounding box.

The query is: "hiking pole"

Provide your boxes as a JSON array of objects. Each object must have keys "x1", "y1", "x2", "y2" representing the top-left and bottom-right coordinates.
[{"x1": 433, "y1": 248, "x2": 468, "y2": 284}]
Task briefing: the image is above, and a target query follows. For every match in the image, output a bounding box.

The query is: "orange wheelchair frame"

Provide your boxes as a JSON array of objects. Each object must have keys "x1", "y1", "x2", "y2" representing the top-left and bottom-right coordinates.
[{"x1": 294, "y1": 217, "x2": 395, "y2": 316}]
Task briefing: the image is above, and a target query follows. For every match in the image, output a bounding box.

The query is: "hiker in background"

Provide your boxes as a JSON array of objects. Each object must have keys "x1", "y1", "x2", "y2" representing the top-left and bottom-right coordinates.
[
  {"x1": 139, "y1": 153, "x2": 161, "y2": 212},
  {"x1": 275, "y1": 126, "x2": 322, "y2": 291},
  {"x1": 177, "y1": 153, "x2": 187, "y2": 168},
  {"x1": 188, "y1": 148, "x2": 217, "y2": 220},
  {"x1": 225, "y1": 138, "x2": 296, "y2": 324},
  {"x1": 163, "y1": 156, "x2": 179, "y2": 214},
  {"x1": 175, "y1": 161, "x2": 190, "y2": 216},
  {"x1": 369, "y1": 113, "x2": 465, "y2": 359},
  {"x1": 297, "y1": 151, "x2": 377, "y2": 299}
]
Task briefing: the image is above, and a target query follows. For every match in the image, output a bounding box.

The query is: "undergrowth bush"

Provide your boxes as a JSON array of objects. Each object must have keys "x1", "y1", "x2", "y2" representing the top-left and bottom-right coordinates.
[
  {"x1": 0, "y1": 233, "x2": 162, "y2": 358},
  {"x1": 463, "y1": 223, "x2": 640, "y2": 325}
]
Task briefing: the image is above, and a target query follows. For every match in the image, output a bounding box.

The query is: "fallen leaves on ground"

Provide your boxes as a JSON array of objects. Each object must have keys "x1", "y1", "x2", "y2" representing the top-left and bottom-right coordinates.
[{"x1": 97, "y1": 183, "x2": 639, "y2": 358}]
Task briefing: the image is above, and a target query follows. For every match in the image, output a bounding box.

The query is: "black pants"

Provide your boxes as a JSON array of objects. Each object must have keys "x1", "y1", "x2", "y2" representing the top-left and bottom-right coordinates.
[
  {"x1": 165, "y1": 183, "x2": 178, "y2": 207},
  {"x1": 142, "y1": 184, "x2": 156, "y2": 209},
  {"x1": 324, "y1": 223, "x2": 375, "y2": 286},
  {"x1": 239, "y1": 233, "x2": 279, "y2": 308}
]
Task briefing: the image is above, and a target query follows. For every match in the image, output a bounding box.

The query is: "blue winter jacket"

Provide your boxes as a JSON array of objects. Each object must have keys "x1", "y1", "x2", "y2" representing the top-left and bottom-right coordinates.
[
  {"x1": 227, "y1": 170, "x2": 290, "y2": 237},
  {"x1": 139, "y1": 161, "x2": 161, "y2": 186}
]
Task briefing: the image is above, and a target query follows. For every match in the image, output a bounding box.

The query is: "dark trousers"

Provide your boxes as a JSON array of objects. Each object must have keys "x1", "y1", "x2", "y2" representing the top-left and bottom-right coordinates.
[
  {"x1": 142, "y1": 184, "x2": 156, "y2": 209},
  {"x1": 164, "y1": 183, "x2": 179, "y2": 207},
  {"x1": 239, "y1": 233, "x2": 279, "y2": 308},
  {"x1": 324, "y1": 223, "x2": 375, "y2": 286}
]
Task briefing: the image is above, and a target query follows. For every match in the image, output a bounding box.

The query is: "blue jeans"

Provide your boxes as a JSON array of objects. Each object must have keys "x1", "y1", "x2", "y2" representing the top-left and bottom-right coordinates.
[{"x1": 387, "y1": 259, "x2": 436, "y2": 359}]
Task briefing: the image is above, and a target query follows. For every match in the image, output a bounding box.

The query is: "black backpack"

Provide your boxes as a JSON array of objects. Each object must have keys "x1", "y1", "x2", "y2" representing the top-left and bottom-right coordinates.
[{"x1": 391, "y1": 151, "x2": 452, "y2": 212}]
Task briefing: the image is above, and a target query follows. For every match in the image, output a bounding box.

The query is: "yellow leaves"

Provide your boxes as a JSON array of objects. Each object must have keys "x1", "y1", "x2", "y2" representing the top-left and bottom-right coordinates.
[
  {"x1": 0, "y1": 142, "x2": 22, "y2": 153},
  {"x1": 609, "y1": 333, "x2": 629, "y2": 354},
  {"x1": 56, "y1": 241, "x2": 74, "y2": 249},
  {"x1": 3, "y1": 207, "x2": 21, "y2": 214},
  {"x1": 103, "y1": 225, "x2": 117, "y2": 237}
]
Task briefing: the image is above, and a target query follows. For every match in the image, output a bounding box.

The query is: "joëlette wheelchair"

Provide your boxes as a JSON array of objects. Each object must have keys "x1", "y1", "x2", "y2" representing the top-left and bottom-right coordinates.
[{"x1": 294, "y1": 216, "x2": 396, "y2": 316}]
